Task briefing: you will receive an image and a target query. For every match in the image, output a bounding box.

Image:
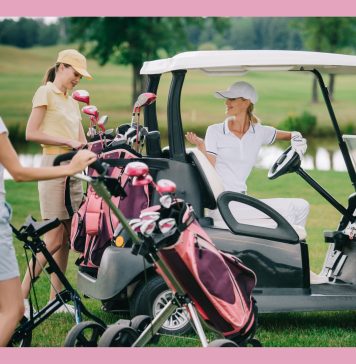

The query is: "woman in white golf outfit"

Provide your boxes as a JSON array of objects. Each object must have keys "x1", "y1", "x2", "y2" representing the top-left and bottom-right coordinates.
[
  {"x1": 0, "y1": 116, "x2": 96, "y2": 346},
  {"x1": 185, "y1": 81, "x2": 310, "y2": 228}
]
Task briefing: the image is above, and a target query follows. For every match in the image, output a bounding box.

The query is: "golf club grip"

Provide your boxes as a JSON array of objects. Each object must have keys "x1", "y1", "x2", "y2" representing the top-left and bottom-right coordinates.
[
  {"x1": 53, "y1": 151, "x2": 77, "y2": 166},
  {"x1": 53, "y1": 152, "x2": 105, "y2": 174}
]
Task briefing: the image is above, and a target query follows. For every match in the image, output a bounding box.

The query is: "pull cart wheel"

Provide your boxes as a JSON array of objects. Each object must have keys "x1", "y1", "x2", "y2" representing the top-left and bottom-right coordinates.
[
  {"x1": 8, "y1": 317, "x2": 33, "y2": 347},
  {"x1": 130, "y1": 314, "x2": 160, "y2": 344},
  {"x1": 64, "y1": 321, "x2": 106, "y2": 347},
  {"x1": 130, "y1": 275, "x2": 192, "y2": 336},
  {"x1": 208, "y1": 339, "x2": 239, "y2": 347},
  {"x1": 98, "y1": 324, "x2": 139, "y2": 347},
  {"x1": 246, "y1": 338, "x2": 263, "y2": 347}
]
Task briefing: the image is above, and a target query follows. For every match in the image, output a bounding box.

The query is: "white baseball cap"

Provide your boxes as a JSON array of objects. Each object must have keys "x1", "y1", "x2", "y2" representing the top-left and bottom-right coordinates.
[{"x1": 214, "y1": 81, "x2": 258, "y2": 104}]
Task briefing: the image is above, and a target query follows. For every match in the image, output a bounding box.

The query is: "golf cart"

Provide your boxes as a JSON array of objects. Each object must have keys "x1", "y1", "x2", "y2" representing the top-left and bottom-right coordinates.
[{"x1": 77, "y1": 50, "x2": 356, "y2": 335}]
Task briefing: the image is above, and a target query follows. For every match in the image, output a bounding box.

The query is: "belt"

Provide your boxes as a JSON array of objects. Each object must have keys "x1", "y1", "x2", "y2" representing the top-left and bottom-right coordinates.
[{"x1": 42, "y1": 146, "x2": 72, "y2": 155}]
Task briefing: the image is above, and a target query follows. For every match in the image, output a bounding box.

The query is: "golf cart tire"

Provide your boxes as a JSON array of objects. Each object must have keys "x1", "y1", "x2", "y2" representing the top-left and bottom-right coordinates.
[{"x1": 129, "y1": 275, "x2": 192, "y2": 336}]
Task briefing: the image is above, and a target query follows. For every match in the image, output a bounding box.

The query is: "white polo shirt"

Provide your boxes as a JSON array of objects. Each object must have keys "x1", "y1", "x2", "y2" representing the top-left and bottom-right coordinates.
[
  {"x1": 0, "y1": 116, "x2": 8, "y2": 200},
  {"x1": 205, "y1": 119, "x2": 276, "y2": 193}
]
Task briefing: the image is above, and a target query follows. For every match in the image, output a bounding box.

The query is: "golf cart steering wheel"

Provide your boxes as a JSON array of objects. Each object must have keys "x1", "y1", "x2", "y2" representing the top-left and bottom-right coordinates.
[{"x1": 268, "y1": 146, "x2": 301, "y2": 180}]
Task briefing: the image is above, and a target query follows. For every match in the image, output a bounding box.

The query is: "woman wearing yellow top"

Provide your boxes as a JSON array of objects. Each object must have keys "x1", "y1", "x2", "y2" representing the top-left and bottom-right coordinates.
[{"x1": 22, "y1": 49, "x2": 93, "y2": 314}]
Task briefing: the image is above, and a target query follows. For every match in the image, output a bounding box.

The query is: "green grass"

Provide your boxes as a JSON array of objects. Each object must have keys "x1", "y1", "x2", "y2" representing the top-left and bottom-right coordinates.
[{"x1": 5, "y1": 168, "x2": 356, "y2": 347}]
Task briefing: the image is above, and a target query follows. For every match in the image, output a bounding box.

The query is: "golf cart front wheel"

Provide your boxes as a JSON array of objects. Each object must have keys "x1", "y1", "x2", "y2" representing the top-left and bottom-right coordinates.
[
  {"x1": 130, "y1": 275, "x2": 192, "y2": 336},
  {"x1": 98, "y1": 324, "x2": 138, "y2": 347},
  {"x1": 64, "y1": 321, "x2": 106, "y2": 347}
]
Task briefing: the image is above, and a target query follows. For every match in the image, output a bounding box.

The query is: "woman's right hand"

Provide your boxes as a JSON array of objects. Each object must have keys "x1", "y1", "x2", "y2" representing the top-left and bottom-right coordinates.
[
  {"x1": 185, "y1": 132, "x2": 205, "y2": 149},
  {"x1": 68, "y1": 150, "x2": 97, "y2": 175}
]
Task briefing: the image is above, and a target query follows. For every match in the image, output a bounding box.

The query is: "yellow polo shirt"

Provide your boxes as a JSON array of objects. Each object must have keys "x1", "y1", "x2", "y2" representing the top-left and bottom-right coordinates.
[{"x1": 32, "y1": 82, "x2": 82, "y2": 154}]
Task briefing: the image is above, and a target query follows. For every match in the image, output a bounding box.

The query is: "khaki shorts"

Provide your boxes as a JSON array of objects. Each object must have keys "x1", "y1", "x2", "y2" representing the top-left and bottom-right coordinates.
[{"x1": 38, "y1": 155, "x2": 83, "y2": 220}]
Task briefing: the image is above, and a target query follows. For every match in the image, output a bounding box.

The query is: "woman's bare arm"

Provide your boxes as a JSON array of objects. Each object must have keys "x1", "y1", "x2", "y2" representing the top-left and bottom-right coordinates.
[
  {"x1": 0, "y1": 133, "x2": 96, "y2": 182},
  {"x1": 26, "y1": 107, "x2": 83, "y2": 149},
  {"x1": 185, "y1": 132, "x2": 216, "y2": 167}
]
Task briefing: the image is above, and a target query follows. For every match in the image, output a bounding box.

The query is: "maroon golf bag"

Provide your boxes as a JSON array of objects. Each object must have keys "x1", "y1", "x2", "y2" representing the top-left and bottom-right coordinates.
[{"x1": 152, "y1": 202, "x2": 258, "y2": 341}]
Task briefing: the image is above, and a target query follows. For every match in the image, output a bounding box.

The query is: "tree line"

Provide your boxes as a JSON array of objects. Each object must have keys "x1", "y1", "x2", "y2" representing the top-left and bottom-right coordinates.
[{"x1": 2, "y1": 17, "x2": 356, "y2": 103}]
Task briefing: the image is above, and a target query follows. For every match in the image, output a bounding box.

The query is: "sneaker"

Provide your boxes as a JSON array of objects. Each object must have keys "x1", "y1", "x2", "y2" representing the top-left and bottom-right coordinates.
[
  {"x1": 24, "y1": 299, "x2": 36, "y2": 319},
  {"x1": 48, "y1": 300, "x2": 76, "y2": 315}
]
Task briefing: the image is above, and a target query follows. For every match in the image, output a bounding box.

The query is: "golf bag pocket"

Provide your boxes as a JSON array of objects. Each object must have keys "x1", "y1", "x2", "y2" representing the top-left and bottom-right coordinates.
[
  {"x1": 85, "y1": 195, "x2": 103, "y2": 236},
  {"x1": 157, "y1": 220, "x2": 257, "y2": 338},
  {"x1": 70, "y1": 209, "x2": 86, "y2": 253}
]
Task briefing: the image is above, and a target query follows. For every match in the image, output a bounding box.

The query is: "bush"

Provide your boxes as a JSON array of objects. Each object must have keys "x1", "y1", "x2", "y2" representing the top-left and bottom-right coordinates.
[{"x1": 277, "y1": 111, "x2": 317, "y2": 136}]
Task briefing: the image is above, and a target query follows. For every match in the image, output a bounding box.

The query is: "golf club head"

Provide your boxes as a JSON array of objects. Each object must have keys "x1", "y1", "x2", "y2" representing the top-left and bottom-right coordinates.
[
  {"x1": 140, "y1": 219, "x2": 156, "y2": 236},
  {"x1": 124, "y1": 127, "x2": 137, "y2": 141},
  {"x1": 86, "y1": 127, "x2": 97, "y2": 138},
  {"x1": 130, "y1": 220, "x2": 144, "y2": 232},
  {"x1": 72, "y1": 89, "x2": 90, "y2": 105},
  {"x1": 82, "y1": 105, "x2": 99, "y2": 121},
  {"x1": 139, "y1": 211, "x2": 160, "y2": 221},
  {"x1": 98, "y1": 115, "x2": 109, "y2": 128},
  {"x1": 117, "y1": 123, "x2": 131, "y2": 135},
  {"x1": 132, "y1": 174, "x2": 153, "y2": 187},
  {"x1": 134, "y1": 92, "x2": 157, "y2": 112},
  {"x1": 124, "y1": 161, "x2": 149, "y2": 177},
  {"x1": 159, "y1": 194, "x2": 173, "y2": 209},
  {"x1": 158, "y1": 218, "x2": 176, "y2": 234},
  {"x1": 156, "y1": 179, "x2": 177, "y2": 194}
]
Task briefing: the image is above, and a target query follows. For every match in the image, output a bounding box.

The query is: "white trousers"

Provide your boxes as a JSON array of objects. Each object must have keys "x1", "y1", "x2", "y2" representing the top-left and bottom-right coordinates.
[{"x1": 210, "y1": 197, "x2": 310, "y2": 229}]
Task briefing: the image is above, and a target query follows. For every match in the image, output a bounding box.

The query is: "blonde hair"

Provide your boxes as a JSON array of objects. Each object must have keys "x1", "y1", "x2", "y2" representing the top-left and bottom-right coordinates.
[{"x1": 247, "y1": 103, "x2": 260, "y2": 124}]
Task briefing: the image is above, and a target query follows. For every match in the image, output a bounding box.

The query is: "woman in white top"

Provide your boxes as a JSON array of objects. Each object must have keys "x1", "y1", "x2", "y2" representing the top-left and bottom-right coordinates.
[
  {"x1": 0, "y1": 116, "x2": 96, "y2": 346},
  {"x1": 186, "y1": 81, "x2": 309, "y2": 228}
]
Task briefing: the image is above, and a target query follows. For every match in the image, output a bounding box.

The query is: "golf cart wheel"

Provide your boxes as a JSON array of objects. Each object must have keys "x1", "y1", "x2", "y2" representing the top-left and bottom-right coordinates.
[
  {"x1": 98, "y1": 324, "x2": 138, "y2": 347},
  {"x1": 8, "y1": 317, "x2": 32, "y2": 347},
  {"x1": 130, "y1": 275, "x2": 192, "y2": 336},
  {"x1": 64, "y1": 321, "x2": 106, "y2": 347},
  {"x1": 208, "y1": 339, "x2": 239, "y2": 347}
]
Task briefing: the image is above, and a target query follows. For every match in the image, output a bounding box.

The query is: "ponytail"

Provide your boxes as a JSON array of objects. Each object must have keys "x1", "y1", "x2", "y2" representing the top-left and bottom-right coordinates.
[
  {"x1": 42, "y1": 63, "x2": 60, "y2": 85},
  {"x1": 247, "y1": 103, "x2": 260, "y2": 124}
]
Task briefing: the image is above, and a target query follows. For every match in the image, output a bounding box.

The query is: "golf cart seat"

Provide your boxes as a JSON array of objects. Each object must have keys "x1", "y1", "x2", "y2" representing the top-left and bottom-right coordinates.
[{"x1": 187, "y1": 148, "x2": 307, "y2": 241}]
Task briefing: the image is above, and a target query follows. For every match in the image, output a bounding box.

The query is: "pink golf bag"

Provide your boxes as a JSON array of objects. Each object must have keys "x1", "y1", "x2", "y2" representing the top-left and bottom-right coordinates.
[{"x1": 69, "y1": 145, "x2": 149, "y2": 269}]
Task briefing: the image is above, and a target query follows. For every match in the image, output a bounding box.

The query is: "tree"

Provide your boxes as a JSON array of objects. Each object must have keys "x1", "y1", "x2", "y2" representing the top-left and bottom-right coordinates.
[
  {"x1": 299, "y1": 18, "x2": 356, "y2": 103},
  {"x1": 68, "y1": 17, "x2": 229, "y2": 104}
]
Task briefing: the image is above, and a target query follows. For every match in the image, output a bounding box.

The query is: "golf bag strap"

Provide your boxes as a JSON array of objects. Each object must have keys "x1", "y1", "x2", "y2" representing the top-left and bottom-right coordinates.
[{"x1": 64, "y1": 176, "x2": 74, "y2": 218}]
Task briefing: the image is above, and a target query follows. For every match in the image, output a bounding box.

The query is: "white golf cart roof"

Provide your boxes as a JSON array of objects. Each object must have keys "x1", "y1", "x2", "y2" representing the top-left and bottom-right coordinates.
[{"x1": 140, "y1": 50, "x2": 356, "y2": 76}]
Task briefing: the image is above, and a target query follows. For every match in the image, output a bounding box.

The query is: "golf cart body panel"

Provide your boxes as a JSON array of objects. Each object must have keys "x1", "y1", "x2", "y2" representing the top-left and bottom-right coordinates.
[{"x1": 78, "y1": 50, "x2": 356, "y2": 314}]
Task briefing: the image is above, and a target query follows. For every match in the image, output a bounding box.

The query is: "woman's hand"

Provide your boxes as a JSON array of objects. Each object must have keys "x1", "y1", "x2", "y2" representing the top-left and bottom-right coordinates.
[
  {"x1": 68, "y1": 150, "x2": 97, "y2": 174},
  {"x1": 66, "y1": 140, "x2": 86, "y2": 150},
  {"x1": 185, "y1": 132, "x2": 205, "y2": 150}
]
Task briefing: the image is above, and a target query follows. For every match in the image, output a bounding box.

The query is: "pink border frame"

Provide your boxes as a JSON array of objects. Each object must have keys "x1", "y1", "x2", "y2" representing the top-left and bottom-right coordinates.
[{"x1": 2, "y1": 0, "x2": 356, "y2": 361}]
